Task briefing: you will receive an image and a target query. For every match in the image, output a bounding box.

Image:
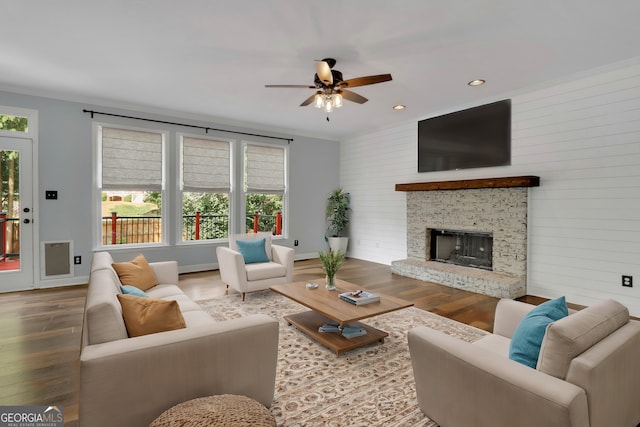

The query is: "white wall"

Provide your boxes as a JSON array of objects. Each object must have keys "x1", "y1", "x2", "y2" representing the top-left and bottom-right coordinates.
[{"x1": 341, "y1": 58, "x2": 640, "y2": 315}]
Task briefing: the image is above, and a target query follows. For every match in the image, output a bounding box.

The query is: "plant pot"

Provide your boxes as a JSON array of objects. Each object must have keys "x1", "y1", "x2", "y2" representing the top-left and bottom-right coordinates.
[{"x1": 328, "y1": 237, "x2": 349, "y2": 254}]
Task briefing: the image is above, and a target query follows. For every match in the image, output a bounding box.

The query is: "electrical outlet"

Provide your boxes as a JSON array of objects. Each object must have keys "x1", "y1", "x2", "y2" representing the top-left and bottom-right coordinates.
[
  {"x1": 74, "y1": 256, "x2": 82, "y2": 265},
  {"x1": 622, "y1": 275, "x2": 633, "y2": 287},
  {"x1": 45, "y1": 190, "x2": 58, "y2": 200},
  {"x1": 294, "y1": 240, "x2": 299, "y2": 246}
]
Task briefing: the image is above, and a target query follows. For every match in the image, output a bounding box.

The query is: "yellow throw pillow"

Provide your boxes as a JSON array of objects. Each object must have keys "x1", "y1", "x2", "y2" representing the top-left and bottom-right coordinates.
[
  {"x1": 117, "y1": 294, "x2": 186, "y2": 337},
  {"x1": 112, "y1": 253, "x2": 159, "y2": 291}
]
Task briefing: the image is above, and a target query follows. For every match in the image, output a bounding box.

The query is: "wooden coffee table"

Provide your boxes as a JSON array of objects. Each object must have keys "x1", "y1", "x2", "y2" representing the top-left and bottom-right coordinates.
[{"x1": 270, "y1": 279, "x2": 413, "y2": 355}]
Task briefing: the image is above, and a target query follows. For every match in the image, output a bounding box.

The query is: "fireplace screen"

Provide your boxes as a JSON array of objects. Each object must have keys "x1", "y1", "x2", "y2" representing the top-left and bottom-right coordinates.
[{"x1": 429, "y1": 229, "x2": 493, "y2": 270}]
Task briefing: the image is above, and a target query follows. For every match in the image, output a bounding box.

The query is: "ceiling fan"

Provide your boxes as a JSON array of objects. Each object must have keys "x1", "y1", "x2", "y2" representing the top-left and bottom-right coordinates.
[{"x1": 265, "y1": 58, "x2": 392, "y2": 113}]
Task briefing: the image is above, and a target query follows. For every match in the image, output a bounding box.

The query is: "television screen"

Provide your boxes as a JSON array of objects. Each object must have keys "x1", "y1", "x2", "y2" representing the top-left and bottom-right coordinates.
[{"x1": 418, "y1": 99, "x2": 511, "y2": 172}]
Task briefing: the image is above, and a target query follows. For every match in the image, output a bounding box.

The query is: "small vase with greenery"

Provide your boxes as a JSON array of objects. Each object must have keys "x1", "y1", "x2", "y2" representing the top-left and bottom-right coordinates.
[{"x1": 318, "y1": 250, "x2": 345, "y2": 291}]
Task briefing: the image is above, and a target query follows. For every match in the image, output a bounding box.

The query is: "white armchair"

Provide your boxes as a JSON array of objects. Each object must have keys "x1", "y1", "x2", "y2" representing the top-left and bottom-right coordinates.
[{"x1": 216, "y1": 232, "x2": 294, "y2": 301}]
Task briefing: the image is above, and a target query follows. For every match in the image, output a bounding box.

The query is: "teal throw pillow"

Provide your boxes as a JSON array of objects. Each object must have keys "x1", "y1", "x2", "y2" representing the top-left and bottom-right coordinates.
[
  {"x1": 509, "y1": 296, "x2": 568, "y2": 368},
  {"x1": 120, "y1": 285, "x2": 149, "y2": 298},
  {"x1": 236, "y1": 237, "x2": 270, "y2": 264}
]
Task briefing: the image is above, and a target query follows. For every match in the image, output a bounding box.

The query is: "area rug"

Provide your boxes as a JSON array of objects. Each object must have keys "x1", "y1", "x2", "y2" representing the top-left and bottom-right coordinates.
[{"x1": 196, "y1": 290, "x2": 488, "y2": 426}]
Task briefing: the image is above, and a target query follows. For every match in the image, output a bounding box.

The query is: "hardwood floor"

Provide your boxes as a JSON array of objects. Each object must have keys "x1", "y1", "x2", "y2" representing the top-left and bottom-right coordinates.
[{"x1": 0, "y1": 257, "x2": 549, "y2": 425}]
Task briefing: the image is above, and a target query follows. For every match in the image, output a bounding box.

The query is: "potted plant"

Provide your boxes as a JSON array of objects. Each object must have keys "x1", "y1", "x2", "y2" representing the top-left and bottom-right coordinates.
[
  {"x1": 325, "y1": 188, "x2": 350, "y2": 253},
  {"x1": 318, "y1": 250, "x2": 345, "y2": 290}
]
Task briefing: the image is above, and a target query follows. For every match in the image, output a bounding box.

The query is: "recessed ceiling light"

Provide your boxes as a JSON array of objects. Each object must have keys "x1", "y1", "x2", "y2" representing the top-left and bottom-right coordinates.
[
  {"x1": 393, "y1": 104, "x2": 406, "y2": 110},
  {"x1": 468, "y1": 79, "x2": 486, "y2": 87}
]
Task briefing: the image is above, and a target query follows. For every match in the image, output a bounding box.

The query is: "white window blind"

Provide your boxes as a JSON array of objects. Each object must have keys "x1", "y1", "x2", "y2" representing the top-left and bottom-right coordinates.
[
  {"x1": 246, "y1": 144, "x2": 285, "y2": 192},
  {"x1": 102, "y1": 127, "x2": 163, "y2": 190},
  {"x1": 182, "y1": 137, "x2": 230, "y2": 192}
]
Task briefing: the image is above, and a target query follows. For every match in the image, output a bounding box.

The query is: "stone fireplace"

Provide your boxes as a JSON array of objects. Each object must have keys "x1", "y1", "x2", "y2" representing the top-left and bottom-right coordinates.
[{"x1": 391, "y1": 176, "x2": 539, "y2": 298}]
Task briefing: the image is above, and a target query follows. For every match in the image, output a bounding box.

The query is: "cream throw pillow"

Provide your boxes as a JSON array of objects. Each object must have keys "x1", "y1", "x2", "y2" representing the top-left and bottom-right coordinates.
[
  {"x1": 117, "y1": 294, "x2": 186, "y2": 337},
  {"x1": 112, "y1": 253, "x2": 159, "y2": 291}
]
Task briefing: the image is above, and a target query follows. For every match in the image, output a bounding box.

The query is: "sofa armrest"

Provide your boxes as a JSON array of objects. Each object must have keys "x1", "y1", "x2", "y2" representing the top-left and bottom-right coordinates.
[
  {"x1": 493, "y1": 298, "x2": 537, "y2": 338},
  {"x1": 271, "y1": 244, "x2": 294, "y2": 279},
  {"x1": 80, "y1": 314, "x2": 279, "y2": 427},
  {"x1": 149, "y1": 261, "x2": 179, "y2": 285},
  {"x1": 408, "y1": 326, "x2": 589, "y2": 427}
]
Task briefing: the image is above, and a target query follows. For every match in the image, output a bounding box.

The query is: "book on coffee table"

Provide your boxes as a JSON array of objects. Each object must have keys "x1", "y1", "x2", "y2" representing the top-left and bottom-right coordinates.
[
  {"x1": 339, "y1": 290, "x2": 380, "y2": 306},
  {"x1": 318, "y1": 322, "x2": 341, "y2": 333},
  {"x1": 341, "y1": 326, "x2": 367, "y2": 339}
]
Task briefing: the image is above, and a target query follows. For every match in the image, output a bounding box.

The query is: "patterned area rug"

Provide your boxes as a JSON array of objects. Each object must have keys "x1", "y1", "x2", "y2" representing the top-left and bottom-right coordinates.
[{"x1": 196, "y1": 290, "x2": 488, "y2": 426}]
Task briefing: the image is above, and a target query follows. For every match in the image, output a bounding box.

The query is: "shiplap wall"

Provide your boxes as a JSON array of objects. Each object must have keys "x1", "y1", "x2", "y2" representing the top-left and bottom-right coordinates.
[{"x1": 341, "y1": 59, "x2": 640, "y2": 315}]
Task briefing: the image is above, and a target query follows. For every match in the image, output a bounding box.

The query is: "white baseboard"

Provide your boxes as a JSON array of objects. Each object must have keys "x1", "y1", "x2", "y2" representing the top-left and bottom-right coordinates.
[
  {"x1": 37, "y1": 275, "x2": 89, "y2": 289},
  {"x1": 294, "y1": 252, "x2": 319, "y2": 260},
  {"x1": 178, "y1": 263, "x2": 218, "y2": 274}
]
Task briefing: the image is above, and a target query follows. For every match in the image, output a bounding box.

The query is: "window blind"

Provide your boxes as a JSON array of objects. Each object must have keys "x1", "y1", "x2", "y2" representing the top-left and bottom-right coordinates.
[
  {"x1": 182, "y1": 137, "x2": 230, "y2": 192},
  {"x1": 246, "y1": 144, "x2": 285, "y2": 192},
  {"x1": 102, "y1": 127, "x2": 163, "y2": 190}
]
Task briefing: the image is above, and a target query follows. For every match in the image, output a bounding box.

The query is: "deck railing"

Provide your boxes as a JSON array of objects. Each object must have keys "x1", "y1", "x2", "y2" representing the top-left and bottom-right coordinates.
[{"x1": 101, "y1": 211, "x2": 283, "y2": 245}]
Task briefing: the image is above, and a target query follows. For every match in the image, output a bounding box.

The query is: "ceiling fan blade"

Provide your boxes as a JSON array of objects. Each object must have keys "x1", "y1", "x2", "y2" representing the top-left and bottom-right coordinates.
[
  {"x1": 300, "y1": 94, "x2": 317, "y2": 106},
  {"x1": 315, "y1": 60, "x2": 333, "y2": 85},
  {"x1": 340, "y1": 74, "x2": 392, "y2": 88},
  {"x1": 341, "y1": 89, "x2": 368, "y2": 104},
  {"x1": 265, "y1": 84, "x2": 316, "y2": 88}
]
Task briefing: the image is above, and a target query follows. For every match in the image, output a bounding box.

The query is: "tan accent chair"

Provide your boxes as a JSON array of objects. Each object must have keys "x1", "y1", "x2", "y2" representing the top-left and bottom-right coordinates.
[
  {"x1": 408, "y1": 298, "x2": 640, "y2": 427},
  {"x1": 216, "y1": 232, "x2": 294, "y2": 301}
]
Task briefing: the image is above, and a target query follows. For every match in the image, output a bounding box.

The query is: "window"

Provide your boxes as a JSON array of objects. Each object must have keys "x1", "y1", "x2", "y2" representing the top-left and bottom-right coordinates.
[
  {"x1": 96, "y1": 125, "x2": 166, "y2": 247},
  {"x1": 180, "y1": 135, "x2": 231, "y2": 241},
  {"x1": 244, "y1": 143, "x2": 286, "y2": 236},
  {"x1": 0, "y1": 114, "x2": 28, "y2": 133}
]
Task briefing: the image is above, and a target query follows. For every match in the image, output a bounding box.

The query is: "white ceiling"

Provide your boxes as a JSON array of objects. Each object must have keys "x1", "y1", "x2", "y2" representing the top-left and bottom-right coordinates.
[{"x1": 3, "y1": 0, "x2": 640, "y2": 140}]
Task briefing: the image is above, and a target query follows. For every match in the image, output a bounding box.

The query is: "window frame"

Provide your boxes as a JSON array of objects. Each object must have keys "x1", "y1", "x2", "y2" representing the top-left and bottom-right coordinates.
[
  {"x1": 241, "y1": 140, "x2": 289, "y2": 239},
  {"x1": 176, "y1": 133, "x2": 234, "y2": 245},
  {"x1": 93, "y1": 122, "x2": 169, "y2": 250},
  {"x1": 0, "y1": 105, "x2": 37, "y2": 138}
]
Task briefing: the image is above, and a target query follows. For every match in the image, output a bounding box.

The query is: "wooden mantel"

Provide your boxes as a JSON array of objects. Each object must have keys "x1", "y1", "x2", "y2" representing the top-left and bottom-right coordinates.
[{"x1": 395, "y1": 175, "x2": 540, "y2": 192}]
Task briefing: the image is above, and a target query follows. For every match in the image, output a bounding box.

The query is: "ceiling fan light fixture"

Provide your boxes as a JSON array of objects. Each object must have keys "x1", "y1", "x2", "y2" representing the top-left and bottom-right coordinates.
[
  {"x1": 324, "y1": 97, "x2": 334, "y2": 113},
  {"x1": 334, "y1": 93, "x2": 343, "y2": 108},
  {"x1": 314, "y1": 92, "x2": 324, "y2": 108},
  {"x1": 468, "y1": 79, "x2": 486, "y2": 87}
]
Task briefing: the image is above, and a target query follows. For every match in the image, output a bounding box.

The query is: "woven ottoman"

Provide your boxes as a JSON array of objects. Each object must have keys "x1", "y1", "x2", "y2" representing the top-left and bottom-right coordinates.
[{"x1": 150, "y1": 394, "x2": 276, "y2": 427}]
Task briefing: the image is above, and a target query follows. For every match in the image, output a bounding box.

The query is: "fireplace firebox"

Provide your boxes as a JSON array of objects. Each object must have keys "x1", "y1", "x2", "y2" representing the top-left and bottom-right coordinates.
[{"x1": 429, "y1": 229, "x2": 493, "y2": 270}]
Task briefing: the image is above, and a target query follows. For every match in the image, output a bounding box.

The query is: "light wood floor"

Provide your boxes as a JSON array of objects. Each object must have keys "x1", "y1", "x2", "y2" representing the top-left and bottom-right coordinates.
[{"x1": 0, "y1": 257, "x2": 554, "y2": 426}]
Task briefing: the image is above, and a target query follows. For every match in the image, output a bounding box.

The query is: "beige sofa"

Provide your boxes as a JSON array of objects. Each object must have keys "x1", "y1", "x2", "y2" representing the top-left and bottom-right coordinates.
[
  {"x1": 408, "y1": 298, "x2": 640, "y2": 427},
  {"x1": 79, "y1": 252, "x2": 279, "y2": 427}
]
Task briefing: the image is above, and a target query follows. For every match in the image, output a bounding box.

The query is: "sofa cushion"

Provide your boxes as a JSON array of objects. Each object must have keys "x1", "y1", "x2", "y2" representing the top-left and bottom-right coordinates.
[
  {"x1": 236, "y1": 238, "x2": 270, "y2": 264},
  {"x1": 120, "y1": 285, "x2": 149, "y2": 297},
  {"x1": 245, "y1": 262, "x2": 287, "y2": 281},
  {"x1": 112, "y1": 253, "x2": 159, "y2": 291},
  {"x1": 117, "y1": 294, "x2": 187, "y2": 337},
  {"x1": 537, "y1": 299, "x2": 629, "y2": 379},
  {"x1": 145, "y1": 284, "x2": 186, "y2": 299},
  {"x1": 230, "y1": 232, "x2": 273, "y2": 261},
  {"x1": 509, "y1": 296, "x2": 568, "y2": 368}
]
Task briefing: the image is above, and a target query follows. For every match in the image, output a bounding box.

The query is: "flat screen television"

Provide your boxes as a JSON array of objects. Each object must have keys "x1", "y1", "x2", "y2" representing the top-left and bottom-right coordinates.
[{"x1": 418, "y1": 99, "x2": 511, "y2": 172}]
